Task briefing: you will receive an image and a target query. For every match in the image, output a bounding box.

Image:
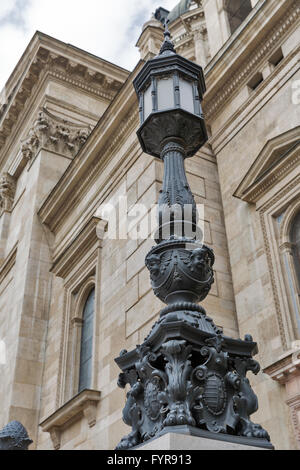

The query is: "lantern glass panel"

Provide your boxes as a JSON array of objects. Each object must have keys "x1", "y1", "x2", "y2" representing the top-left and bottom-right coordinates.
[
  {"x1": 143, "y1": 83, "x2": 152, "y2": 121},
  {"x1": 157, "y1": 76, "x2": 174, "y2": 111},
  {"x1": 179, "y1": 78, "x2": 194, "y2": 114}
]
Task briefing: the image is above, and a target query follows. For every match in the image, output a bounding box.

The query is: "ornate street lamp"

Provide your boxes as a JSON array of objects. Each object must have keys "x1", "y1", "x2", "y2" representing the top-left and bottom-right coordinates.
[{"x1": 115, "y1": 23, "x2": 272, "y2": 450}]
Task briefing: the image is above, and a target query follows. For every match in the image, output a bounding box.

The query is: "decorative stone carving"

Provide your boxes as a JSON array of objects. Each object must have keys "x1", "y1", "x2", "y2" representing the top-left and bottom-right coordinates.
[
  {"x1": 0, "y1": 421, "x2": 32, "y2": 450},
  {"x1": 21, "y1": 108, "x2": 92, "y2": 161},
  {"x1": 0, "y1": 173, "x2": 16, "y2": 214}
]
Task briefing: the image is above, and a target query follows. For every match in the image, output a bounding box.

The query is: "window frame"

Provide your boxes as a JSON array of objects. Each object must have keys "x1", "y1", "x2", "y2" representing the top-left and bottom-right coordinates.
[
  {"x1": 224, "y1": 0, "x2": 253, "y2": 35},
  {"x1": 278, "y1": 201, "x2": 300, "y2": 337},
  {"x1": 52, "y1": 216, "x2": 106, "y2": 407},
  {"x1": 75, "y1": 281, "x2": 96, "y2": 395}
]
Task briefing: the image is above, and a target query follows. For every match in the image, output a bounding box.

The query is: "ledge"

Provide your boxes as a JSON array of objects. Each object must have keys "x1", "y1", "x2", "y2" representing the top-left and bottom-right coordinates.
[
  {"x1": 263, "y1": 347, "x2": 300, "y2": 385},
  {"x1": 135, "y1": 425, "x2": 274, "y2": 450},
  {"x1": 40, "y1": 389, "x2": 101, "y2": 449},
  {"x1": 233, "y1": 128, "x2": 300, "y2": 203}
]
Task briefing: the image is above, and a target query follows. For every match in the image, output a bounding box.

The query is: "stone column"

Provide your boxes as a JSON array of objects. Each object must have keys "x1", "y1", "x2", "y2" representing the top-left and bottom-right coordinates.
[
  {"x1": 136, "y1": 16, "x2": 164, "y2": 61},
  {"x1": 0, "y1": 173, "x2": 16, "y2": 263},
  {"x1": 202, "y1": 0, "x2": 231, "y2": 58},
  {"x1": 193, "y1": 28, "x2": 209, "y2": 68},
  {"x1": 264, "y1": 345, "x2": 300, "y2": 449},
  {"x1": 5, "y1": 107, "x2": 93, "y2": 447}
]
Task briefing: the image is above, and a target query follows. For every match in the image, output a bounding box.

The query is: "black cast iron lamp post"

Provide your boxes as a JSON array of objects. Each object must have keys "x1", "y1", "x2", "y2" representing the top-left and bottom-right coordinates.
[{"x1": 115, "y1": 23, "x2": 273, "y2": 450}]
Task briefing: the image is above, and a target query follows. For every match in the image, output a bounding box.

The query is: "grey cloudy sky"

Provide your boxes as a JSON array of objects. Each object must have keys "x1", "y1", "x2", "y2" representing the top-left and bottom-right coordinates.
[{"x1": 0, "y1": 0, "x2": 176, "y2": 92}]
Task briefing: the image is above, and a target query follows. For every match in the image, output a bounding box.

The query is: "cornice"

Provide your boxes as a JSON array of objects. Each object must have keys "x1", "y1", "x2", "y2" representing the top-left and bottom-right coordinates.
[
  {"x1": 263, "y1": 348, "x2": 300, "y2": 384},
  {"x1": 243, "y1": 151, "x2": 300, "y2": 204},
  {"x1": 207, "y1": 44, "x2": 299, "y2": 155},
  {"x1": 203, "y1": 1, "x2": 300, "y2": 120},
  {"x1": 170, "y1": 4, "x2": 204, "y2": 31},
  {"x1": 169, "y1": 5, "x2": 205, "y2": 56},
  {"x1": 0, "y1": 173, "x2": 16, "y2": 215},
  {"x1": 0, "y1": 34, "x2": 129, "y2": 159},
  {"x1": 20, "y1": 107, "x2": 93, "y2": 163},
  {"x1": 44, "y1": 50, "x2": 121, "y2": 100},
  {"x1": 234, "y1": 128, "x2": 300, "y2": 203},
  {"x1": 0, "y1": 243, "x2": 17, "y2": 283}
]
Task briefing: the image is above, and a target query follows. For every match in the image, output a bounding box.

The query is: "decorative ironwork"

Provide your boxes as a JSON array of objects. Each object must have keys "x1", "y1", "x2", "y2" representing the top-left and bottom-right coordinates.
[{"x1": 159, "y1": 20, "x2": 176, "y2": 56}]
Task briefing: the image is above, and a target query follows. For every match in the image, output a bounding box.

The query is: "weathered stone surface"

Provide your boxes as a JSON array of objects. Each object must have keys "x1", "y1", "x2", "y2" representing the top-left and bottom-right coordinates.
[
  {"x1": 0, "y1": 0, "x2": 298, "y2": 452},
  {"x1": 136, "y1": 429, "x2": 271, "y2": 450}
]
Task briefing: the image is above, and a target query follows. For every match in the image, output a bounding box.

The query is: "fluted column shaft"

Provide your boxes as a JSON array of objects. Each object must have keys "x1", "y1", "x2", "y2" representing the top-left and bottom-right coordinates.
[{"x1": 157, "y1": 141, "x2": 197, "y2": 242}]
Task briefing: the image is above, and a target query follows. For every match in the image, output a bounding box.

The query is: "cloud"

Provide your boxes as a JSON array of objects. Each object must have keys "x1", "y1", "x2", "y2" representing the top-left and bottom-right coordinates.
[
  {"x1": 0, "y1": 0, "x2": 17, "y2": 20},
  {"x1": 0, "y1": 0, "x2": 177, "y2": 94}
]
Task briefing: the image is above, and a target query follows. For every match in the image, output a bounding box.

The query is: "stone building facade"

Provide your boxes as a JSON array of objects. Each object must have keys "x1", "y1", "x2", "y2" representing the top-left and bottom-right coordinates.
[{"x1": 0, "y1": 0, "x2": 299, "y2": 450}]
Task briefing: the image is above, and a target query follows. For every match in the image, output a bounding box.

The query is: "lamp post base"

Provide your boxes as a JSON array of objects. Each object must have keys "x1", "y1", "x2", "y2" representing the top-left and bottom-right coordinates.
[
  {"x1": 115, "y1": 319, "x2": 272, "y2": 450},
  {"x1": 133, "y1": 426, "x2": 274, "y2": 450}
]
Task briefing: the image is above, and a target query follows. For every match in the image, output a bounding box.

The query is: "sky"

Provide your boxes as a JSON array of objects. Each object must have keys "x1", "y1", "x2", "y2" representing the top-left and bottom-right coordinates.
[{"x1": 0, "y1": 0, "x2": 177, "y2": 93}]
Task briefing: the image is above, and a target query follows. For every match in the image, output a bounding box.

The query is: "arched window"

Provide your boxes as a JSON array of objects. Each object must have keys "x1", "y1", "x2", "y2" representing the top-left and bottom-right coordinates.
[
  {"x1": 291, "y1": 211, "x2": 300, "y2": 291},
  {"x1": 78, "y1": 288, "x2": 95, "y2": 392},
  {"x1": 224, "y1": 0, "x2": 253, "y2": 34}
]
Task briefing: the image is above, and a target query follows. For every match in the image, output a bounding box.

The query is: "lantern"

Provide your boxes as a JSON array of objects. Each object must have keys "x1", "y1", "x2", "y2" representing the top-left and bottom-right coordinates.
[{"x1": 133, "y1": 23, "x2": 207, "y2": 159}]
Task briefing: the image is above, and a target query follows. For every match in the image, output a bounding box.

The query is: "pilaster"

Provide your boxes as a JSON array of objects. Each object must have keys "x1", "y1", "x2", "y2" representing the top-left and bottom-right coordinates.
[
  {"x1": 264, "y1": 346, "x2": 300, "y2": 449},
  {"x1": 6, "y1": 107, "x2": 93, "y2": 447},
  {"x1": 202, "y1": 0, "x2": 231, "y2": 58},
  {"x1": 136, "y1": 17, "x2": 164, "y2": 61},
  {"x1": 0, "y1": 173, "x2": 16, "y2": 263}
]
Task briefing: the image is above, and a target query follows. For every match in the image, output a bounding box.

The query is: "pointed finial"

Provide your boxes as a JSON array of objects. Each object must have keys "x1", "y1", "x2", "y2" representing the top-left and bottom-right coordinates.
[{"x1": 159, "y1": 19, "x2": 176, "y2": 56}]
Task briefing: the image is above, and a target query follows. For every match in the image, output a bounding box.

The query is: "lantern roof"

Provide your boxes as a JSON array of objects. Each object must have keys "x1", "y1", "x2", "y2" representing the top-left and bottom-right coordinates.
[
  {"x1": 133, "y1": 22, "x2": 206, "y2": 97},
  {"x1": 157, "y1": 20, "x2": 176, "y2": 57}
]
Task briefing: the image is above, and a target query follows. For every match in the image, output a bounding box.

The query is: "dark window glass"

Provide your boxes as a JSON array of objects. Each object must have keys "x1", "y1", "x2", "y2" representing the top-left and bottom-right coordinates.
[
  {"x1": 78, "y1": 288, "x2": 95, "y2": 392},
  {"x1": 225, "y1": 0, "x2": 253, "y2": 34},
  {"x1": 291, "y1": 212, "x2": 300, "y2": 291}
]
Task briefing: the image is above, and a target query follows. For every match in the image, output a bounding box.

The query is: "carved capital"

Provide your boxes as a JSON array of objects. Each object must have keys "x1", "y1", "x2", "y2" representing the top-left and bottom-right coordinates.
[
  {"x1": 0, "y1": 173, "x2": 16, "y2": 214},
  {"x1": 21, "y1": 108, "x2": 93, "y2": 162}
]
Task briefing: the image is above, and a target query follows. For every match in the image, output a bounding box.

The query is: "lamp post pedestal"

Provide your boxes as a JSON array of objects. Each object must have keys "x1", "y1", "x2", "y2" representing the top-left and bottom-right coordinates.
[
  {"x1": 135, "y1": 428, "x2": 273, "y2": 450},
  {"x1": 115, "y1": 317, "x2": 272, "y2": 450}
]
